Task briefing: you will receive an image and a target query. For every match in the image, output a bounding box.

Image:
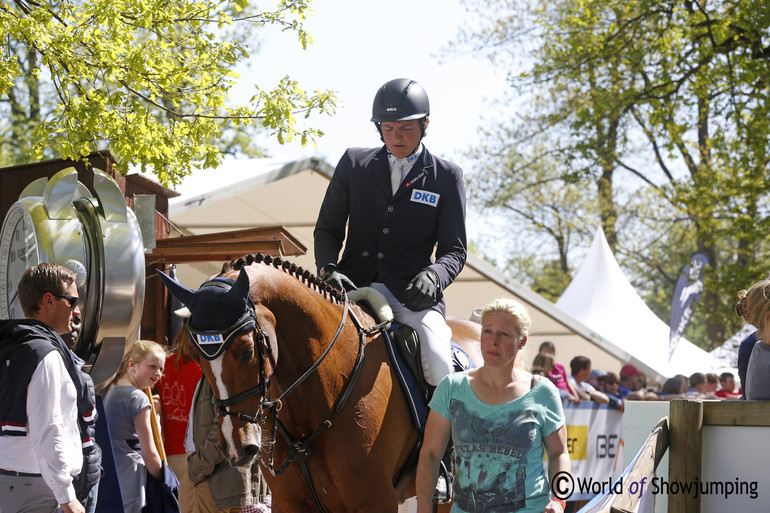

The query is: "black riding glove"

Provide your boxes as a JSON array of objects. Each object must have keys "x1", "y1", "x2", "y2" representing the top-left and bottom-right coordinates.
[
  {"x1": 404, "y1": 268, "x2": 440, "y2": 311},
  {"x1": 320, "y1": 265, "x2": 357, "y2": 292}
]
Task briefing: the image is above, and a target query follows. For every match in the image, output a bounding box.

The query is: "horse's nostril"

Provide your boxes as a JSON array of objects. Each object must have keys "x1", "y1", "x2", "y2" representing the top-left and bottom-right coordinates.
[{"x1": 243, "y1": 444, "x2": 259, "y2": 459}]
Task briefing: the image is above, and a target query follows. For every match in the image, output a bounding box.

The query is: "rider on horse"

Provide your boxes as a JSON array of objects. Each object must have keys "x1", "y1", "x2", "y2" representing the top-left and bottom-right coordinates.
[{"x1": 314, "y1": 77, "x2": 468, "y2": 392}]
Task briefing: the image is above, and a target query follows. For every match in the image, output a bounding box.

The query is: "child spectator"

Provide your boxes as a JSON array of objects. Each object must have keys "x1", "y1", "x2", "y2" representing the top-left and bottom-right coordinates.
[
  {"x1": 705, "y1": 373, "x2": 719, "y2": 396},
  {"x1": 658, "y1": 375, "x2": 688, "y2": 399},
  {"x1": 102, "y1": 340, "x2": 168, "y2": 513},
  {"x1": 537, "y1": 341, "x2": 581, "y2": 403},
  {"x1": 590, "y1": 369, "x2": 607, "y2": 392},
  {"x1": 619, "y1": 364, "x2": 657, "y2": 400},
  {"x1": 530, "y1": 353, "x2": 547, "y2": 376},
  {"x1": 568, "y1": 356, "x2": 610, "y2": 404},
  {"x1": 684, "y1": 372, "x2": 717, "y2": 399},
  {"x1": 686, "y1": 372, "x2": 706, "y2": 396},
  {"x1": 604, "y1": 372, "x2": 625, "y2": 411}
]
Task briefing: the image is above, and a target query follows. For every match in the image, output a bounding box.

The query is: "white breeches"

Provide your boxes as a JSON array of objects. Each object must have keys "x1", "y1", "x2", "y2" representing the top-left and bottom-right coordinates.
[{"x1": 370, "y1": 282, "x2": 453, "y2": 386}]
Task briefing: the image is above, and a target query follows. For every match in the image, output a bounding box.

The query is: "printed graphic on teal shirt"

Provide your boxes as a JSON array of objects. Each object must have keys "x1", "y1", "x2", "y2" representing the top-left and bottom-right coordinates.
[{"x1": 450, "y1": 399, "x2": 538, "y2": 512}]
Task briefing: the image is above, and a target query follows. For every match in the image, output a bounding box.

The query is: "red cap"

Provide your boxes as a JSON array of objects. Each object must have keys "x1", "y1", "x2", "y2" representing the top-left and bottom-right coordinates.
[{"x1": 620, "y1": 364, "x2": 643, "y2": 379}]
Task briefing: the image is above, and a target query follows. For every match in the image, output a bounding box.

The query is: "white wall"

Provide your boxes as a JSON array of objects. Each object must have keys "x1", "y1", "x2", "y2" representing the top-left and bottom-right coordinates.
[{"x1": 623, "y1": 401, "x2": 670, "y2": 513}]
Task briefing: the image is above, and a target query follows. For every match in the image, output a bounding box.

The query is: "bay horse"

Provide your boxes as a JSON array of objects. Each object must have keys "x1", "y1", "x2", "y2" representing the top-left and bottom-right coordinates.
[{"x1": 159, "y1": 254, "x2": 481, "y2": 513}]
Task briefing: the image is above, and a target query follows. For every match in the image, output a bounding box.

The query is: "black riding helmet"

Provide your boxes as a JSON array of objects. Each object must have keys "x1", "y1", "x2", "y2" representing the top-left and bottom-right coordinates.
[
  {"x1": 371, "y1": 78, "x2": 430, "y2": 122},
  {"x1": 371, "y1": 78, "x2": 430, "y2": 141}
]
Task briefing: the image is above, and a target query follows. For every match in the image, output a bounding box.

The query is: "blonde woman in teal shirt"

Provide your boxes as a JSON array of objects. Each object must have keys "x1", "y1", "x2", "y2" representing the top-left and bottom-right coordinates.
[{"x1": 416, "y1": 298, "x2": 571, "y2": 513}]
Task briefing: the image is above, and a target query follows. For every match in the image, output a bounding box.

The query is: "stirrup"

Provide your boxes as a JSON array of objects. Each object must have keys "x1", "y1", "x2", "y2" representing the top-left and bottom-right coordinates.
[{"x1": 432, "y1": 459, "x2": 453, "y2": 504}]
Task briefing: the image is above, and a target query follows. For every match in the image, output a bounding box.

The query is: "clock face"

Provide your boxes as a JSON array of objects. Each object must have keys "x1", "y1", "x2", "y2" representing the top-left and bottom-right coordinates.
[
  {"x1": 0, "y1": 204, "x2": 40, "y2": 319},
  {"x1": 0, "y1": 168, "x2": 145, "y2": 390}
]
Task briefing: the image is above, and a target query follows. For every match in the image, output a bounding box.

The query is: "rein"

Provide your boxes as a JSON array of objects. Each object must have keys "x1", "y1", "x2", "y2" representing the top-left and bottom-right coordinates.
[{"x1": 213, "y1": 294, "x2": 391, "y2": 513}]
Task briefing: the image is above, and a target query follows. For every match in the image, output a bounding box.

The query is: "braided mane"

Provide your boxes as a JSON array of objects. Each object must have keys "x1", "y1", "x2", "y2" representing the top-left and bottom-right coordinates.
[{"x1": 220, "y1": 253, "x2": 347, "y2": 305}]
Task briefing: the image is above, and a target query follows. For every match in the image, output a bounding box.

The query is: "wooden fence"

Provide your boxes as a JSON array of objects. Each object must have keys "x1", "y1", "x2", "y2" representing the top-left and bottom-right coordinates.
[{"x1": 580, "y1": 399, "x2": 770, "y2": 513}]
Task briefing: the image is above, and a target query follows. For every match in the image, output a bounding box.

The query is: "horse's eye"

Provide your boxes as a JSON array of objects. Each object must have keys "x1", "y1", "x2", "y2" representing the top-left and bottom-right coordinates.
[{"x1": 242, "y1": 347, "x2": 254, "y2": 362}]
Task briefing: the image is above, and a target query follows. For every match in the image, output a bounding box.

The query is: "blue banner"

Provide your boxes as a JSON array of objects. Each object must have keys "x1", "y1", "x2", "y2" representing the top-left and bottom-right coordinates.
[{"x1": 668, "y1": 252, "x2": 709, "y2": 359}]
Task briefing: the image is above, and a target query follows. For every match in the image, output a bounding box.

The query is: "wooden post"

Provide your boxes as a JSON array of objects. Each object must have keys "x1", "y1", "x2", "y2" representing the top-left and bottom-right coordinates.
[{"x1": 668, "y1": 399, "x2": 703, "y2": 513}]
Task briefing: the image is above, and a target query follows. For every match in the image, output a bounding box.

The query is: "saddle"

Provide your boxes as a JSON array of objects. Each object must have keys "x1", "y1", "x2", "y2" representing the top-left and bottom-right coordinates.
[
  {"x1": 348, "y1": 287, "x2": 474, "y2": 505},
  {"x1": 348, "y1": 287, "x2": 473, "y2": 421}
]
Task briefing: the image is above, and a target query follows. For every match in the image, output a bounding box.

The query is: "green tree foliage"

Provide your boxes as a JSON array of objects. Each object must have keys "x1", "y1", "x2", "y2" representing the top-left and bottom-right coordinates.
[
  {"x1": 0, "y1": 38, "x2": 41, "y2": 166},
  {"x1": 467, "y1": 132, "x2": 596, "y2": 300},
  {"x1": 454, "y1": 0, "x2": 770, "y2": 348},
  {"x1": 0, "y1": 0, "x2": 337, "y2": 185}
]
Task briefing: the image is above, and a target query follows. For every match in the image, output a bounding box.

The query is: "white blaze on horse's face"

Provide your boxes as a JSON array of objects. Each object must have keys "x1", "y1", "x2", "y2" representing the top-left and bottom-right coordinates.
[
  {"x1": 209, "y1": 357, "x2": 239, "y2": 460},
  {"x1": 210, "y1": 356, "x2": 260, "y2": 462}
]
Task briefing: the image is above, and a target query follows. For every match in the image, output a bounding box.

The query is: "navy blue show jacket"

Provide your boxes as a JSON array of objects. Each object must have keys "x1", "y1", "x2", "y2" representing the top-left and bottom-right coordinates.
[{"x1": 314, "y1": 145, "x2": 467, "y2": 315}]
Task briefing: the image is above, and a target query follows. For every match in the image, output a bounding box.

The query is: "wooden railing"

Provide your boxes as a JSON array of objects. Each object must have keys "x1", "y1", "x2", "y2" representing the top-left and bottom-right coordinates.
[
  {"x1": 579, "y1": 399, "x2": 770, "y2": 513},
  {"x1": 667, "y1": 400, "x2": 770, "y2": 513}
]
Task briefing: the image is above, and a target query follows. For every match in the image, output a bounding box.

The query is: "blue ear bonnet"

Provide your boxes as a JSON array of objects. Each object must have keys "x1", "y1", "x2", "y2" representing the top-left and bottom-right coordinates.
[
  {"x1": 187, "y1": 277, "x2": 249, "y2": 331},
  {"x1": 184, "y1": 278, "x2": 257, "y2": 360},
  {"x1": 157, "y1": 268, "x2": 256, "y2": 361}
]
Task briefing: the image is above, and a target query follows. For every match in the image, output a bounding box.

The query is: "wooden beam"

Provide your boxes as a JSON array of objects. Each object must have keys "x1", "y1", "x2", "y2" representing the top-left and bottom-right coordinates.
[
  {"x1": 668, "y1": 400, "x2": 703, "y2": 513},
  {"x1": 702, "y1": 400, "x2": 770, "y2": 427},
  {"x1": 145, "y1": 225, "x2": 307, "y2": 263},
  {"x1": 146, "y1": 240, "x2": 284, "y2": 263},
  {"x1": 155, "y1": 225, "x2": 306, "y2": 256}
]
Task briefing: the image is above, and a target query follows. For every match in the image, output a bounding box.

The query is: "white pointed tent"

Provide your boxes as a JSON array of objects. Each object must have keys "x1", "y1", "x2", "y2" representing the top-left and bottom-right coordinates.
[{"x1": 556, "y1": 226, "x2": 720, "y2": 379}]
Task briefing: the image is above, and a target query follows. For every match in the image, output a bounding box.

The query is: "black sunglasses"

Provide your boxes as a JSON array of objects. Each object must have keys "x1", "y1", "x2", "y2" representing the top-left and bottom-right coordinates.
[{"x1": 47, "y1": 291, "x2": 79, "y2": 308}]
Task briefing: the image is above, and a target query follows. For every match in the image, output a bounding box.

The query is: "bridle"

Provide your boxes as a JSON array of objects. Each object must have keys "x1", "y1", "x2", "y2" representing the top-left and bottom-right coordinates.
[
  {"x1": 191, "y1": 312, "x2": 273, "y2": 424},
  {"x1": 194, "y1": 291, "x2": 390, "y2": 513},
  {"x1": 183, "y1": 277, "x2": 273, "y2": 424}
]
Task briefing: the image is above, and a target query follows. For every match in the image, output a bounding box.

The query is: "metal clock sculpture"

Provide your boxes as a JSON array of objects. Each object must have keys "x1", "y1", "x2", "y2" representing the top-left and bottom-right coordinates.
[{"x1": 0, "y1": 167, "x2": 145, "y2": 388}]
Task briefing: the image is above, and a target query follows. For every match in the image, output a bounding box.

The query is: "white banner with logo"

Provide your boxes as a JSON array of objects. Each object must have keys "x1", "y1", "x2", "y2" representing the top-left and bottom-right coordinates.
[{"x1": 562, "y1": 402, "x2": 624, "y2": 501}]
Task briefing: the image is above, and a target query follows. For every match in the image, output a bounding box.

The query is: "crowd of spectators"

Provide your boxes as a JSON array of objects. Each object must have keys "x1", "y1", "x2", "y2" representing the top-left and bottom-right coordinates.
[{"x1": 529, "y1": 342, "x2": 744, "y2": 410}]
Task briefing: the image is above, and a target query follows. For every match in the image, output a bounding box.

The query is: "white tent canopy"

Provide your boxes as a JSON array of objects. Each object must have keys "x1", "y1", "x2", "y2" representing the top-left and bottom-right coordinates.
[{"x1": 556, "y1": 226, "x2": 721, "y2": 380}]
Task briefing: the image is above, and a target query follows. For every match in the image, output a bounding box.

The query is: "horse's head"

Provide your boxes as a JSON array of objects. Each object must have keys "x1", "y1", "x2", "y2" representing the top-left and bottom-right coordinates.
[{"x1": 158, "y1": 266, "x2": 275, "y2": 466}]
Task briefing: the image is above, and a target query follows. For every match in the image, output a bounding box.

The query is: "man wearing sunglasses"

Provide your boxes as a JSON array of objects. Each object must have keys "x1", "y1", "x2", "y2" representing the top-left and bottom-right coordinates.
[{"x1": 0, "y1": 262, "x2": 97, "y2": 513}]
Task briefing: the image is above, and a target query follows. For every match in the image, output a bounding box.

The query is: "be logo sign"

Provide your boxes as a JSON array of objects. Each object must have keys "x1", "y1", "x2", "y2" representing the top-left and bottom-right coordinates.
[{"x1": 410, "y1": 189, "x2": 440, "y2": 207}]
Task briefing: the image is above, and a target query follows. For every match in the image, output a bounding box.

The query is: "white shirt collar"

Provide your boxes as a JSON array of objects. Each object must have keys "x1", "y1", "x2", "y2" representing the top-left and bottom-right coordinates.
[{"x1": 388, "y1": 144, "x2": 423, "y2": 171}]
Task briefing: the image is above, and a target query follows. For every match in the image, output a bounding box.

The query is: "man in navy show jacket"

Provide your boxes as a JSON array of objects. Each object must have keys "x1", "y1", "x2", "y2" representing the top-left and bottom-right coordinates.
[{"x1": 314, "y1": 78, "x2": 467, "y2": 386}]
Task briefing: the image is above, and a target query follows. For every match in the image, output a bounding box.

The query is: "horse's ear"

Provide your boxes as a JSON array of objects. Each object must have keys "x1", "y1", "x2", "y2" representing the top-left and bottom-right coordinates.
[
  {"x1": 229, "y1": 267, "x2": 251, "y2": 302},
  {"x1": 157, "y1": 269, "x2": 194, "y2": 306},
  {"x1": 174, "y1": 306, "x2": 191, "y2": 318}
]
